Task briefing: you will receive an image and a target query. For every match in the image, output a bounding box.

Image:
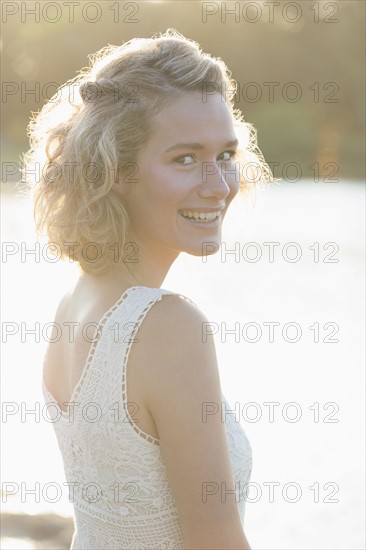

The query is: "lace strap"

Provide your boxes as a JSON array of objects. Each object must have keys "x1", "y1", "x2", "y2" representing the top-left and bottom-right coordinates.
[{"x1": 110, "y1": 286, "x2": 196, "y2": 445}]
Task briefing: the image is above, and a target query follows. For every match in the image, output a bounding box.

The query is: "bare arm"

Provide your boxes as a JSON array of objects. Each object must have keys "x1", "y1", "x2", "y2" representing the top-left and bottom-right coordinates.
[{"x1": 133, "y1": 295, "x2": 252, "y2": 550}]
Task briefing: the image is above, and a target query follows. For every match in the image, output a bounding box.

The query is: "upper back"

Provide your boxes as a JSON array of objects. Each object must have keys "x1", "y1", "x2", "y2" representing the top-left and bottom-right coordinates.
[{"x1": 42, "y1": 284, "x2": 253, "y2": 548}]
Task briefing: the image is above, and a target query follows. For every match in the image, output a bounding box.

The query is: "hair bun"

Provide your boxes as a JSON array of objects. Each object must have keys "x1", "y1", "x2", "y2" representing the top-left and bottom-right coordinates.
[
  {"x1": 79, "y1": 79, "x2": 118, "y2": 103},
  {"x1": 79, "y1": 81, "x2": 97, "y2": 102}
]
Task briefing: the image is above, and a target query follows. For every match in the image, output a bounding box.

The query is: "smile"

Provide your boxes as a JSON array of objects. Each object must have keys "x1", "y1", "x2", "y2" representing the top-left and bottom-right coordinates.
[
  {"x1": 179, "y1": 210, "x2": 220, "y2": 222},
  {"x1": 178, "y1": 210, "x2": 222, "y2": 228}
]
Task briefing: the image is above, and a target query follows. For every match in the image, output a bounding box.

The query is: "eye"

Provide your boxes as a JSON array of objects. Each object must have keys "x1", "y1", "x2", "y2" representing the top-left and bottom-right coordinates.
[
  {"x1": 219, "y1": 150, "x2": 239, "y2": 162},
  {"x1": 173, "y1": 154, "x2": 195, "y2": 166},
  {"x1": 173, "y1": 150, "x2": 239, "y2": 166}
]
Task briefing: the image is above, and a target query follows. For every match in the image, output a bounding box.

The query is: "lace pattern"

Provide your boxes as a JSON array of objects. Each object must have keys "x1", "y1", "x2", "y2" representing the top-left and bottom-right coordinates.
[{"x1": 42, "y1": 286, "x2": 252, "y2": 549}]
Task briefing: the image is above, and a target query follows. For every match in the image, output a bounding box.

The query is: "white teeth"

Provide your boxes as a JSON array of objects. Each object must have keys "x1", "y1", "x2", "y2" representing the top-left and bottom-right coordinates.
[{"x1": 180, "y1": 210, "x2": 220, "y2": 222}]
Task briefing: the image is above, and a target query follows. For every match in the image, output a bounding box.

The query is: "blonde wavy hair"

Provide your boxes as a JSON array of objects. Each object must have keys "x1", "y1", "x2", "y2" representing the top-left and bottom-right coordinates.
[{"x1": 22, "y1": 28, "x2": 274, "y2": 275}]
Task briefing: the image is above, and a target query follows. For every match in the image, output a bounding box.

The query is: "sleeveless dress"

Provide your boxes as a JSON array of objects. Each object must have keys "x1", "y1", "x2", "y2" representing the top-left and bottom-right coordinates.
[{"x1": 42, "y1": 285, "x2": 253, "y2": 549}]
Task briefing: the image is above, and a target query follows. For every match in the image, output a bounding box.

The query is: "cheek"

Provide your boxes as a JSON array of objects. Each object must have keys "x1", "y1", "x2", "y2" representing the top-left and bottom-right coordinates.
[
  {"x1": 128, "y1": 176, "x2": 164, "y2": 219},
  {"x1": 131, "y1": 175, "x2": 183, "y2": 228},
  {"x1": 147, "y1": 167, "x2": 190, "y2": 205}
]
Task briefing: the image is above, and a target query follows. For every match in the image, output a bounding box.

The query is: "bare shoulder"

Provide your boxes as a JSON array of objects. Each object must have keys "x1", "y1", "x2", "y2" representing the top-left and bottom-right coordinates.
[
  {"x1": 134, "y1": 291, "x2": 217, "y2": 381},
  {"x1": 151, "y1": 290, "x2": 205, "y2": 320},
  {"x1": 138, "y1": 290, "x2": 222, "y2": 428},
  {"x1": 140, "y1": 291, "x2": 209, "y2": 340}
]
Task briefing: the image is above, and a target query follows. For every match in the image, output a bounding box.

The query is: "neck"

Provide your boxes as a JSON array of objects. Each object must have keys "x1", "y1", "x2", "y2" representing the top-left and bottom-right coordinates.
[{"x1": 80, "y1": 236, "x2": 180, "y2": 290}]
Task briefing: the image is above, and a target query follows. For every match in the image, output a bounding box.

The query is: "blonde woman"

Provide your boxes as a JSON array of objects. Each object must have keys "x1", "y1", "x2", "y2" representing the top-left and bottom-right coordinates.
[{"x1": 24, "y1": 29, "x2": 273, "y2": 549}]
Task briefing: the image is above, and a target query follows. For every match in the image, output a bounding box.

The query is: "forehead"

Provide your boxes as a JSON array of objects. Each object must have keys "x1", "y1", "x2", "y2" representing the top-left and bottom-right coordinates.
[{"x1": 147, "y1": 92, "x2": 236, "y2": 150}]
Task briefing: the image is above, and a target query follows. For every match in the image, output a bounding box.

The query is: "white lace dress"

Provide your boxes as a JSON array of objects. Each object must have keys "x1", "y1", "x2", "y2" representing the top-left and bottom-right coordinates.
[{"x1": 42, "y1": 286, "x2": 253, "y2": 549}]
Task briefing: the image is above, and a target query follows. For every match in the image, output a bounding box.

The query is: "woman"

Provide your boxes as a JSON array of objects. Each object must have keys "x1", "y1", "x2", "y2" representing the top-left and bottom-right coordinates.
[{"x1": 24, "y1": 28, "x2": 273, "y2": 549}]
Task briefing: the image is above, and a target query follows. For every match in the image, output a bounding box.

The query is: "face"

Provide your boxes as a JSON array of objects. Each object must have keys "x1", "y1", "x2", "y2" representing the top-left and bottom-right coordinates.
[{"x1": 120, "y1": 91, "x2": 241, "y2": 262}]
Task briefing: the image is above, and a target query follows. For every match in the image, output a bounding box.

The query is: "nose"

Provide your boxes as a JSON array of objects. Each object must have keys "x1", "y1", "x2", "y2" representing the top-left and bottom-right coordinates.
[{"x1": 199, "y1": 161, "x2": 232, "y2": 199}]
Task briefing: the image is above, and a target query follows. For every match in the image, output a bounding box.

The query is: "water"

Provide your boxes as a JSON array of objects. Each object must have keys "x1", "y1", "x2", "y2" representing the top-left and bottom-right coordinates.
[{"x1": 1, "y1": 180, "x2": 365, "y2": 549}]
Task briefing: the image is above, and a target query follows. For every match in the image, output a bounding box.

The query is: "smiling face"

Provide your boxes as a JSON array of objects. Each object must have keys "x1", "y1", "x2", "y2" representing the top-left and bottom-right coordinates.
[{"x1": 120, "y1": 91, "x2": 241, "y2": 262}]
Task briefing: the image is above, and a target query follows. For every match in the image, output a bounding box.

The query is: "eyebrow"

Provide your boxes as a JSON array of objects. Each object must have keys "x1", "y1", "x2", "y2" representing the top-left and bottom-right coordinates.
[{"x1": 164, "y1": 139, "x2": 239, "y2": 153}]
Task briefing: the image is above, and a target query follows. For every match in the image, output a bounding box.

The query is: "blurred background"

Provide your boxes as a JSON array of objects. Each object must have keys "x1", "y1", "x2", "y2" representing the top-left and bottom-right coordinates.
[
  {"x1": 1, "y1": 1, "x2": 365, "y2": 549},
  {"x1": 2, "y1": 0, "x2": 365, "y2": 181}
]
